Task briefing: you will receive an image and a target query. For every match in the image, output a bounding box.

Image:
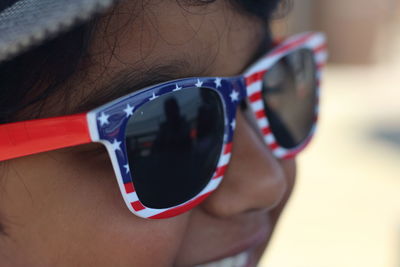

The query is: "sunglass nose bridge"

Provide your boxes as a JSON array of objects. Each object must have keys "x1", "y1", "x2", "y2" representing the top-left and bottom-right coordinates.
[{"x1": 226, "y1": 76, "x2": 247, "y2": 103}]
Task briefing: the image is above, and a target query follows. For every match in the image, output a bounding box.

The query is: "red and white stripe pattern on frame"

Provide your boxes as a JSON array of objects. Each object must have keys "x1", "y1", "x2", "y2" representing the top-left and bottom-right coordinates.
[
  {"x1": 244, "y1": 32, "x2": 327, "y2": 159},
  {"x1": 116, "y1": 142, "x2": 232, "y2": 219}
]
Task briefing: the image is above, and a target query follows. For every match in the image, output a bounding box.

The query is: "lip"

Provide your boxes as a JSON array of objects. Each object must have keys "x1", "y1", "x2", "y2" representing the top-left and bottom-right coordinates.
[{"x1": 190, "y1": 217, "x2": 271, "y2": 267}]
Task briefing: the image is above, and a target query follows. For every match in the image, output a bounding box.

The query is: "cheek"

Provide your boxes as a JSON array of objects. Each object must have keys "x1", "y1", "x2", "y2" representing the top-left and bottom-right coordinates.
[{"x1": 0, "y1": 149, "x2": 190, "y2": 266}]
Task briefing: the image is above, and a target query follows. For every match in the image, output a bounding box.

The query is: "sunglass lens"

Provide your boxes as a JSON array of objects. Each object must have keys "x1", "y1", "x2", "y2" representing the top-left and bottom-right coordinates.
[
  {"x1": 262, "y1": 49, "x2": 317, "y2": 149},
  {"x1": 125, "y1": 87, "x2": 225, "y2": 209}
]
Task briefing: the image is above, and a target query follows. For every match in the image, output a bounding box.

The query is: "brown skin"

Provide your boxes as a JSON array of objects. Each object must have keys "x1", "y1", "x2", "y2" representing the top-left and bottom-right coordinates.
[{"x1": 0, "y1": 1, "x2": 295, "y2": 266}]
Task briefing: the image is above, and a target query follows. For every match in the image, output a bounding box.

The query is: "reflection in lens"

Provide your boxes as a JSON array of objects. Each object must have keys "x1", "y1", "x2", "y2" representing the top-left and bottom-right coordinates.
[
  {"x1": 262, "y1": 49, "x2": 317, "y2": 149},
  {"x1": 125, "y1": 88, "x2": 224, "y2": 209}
]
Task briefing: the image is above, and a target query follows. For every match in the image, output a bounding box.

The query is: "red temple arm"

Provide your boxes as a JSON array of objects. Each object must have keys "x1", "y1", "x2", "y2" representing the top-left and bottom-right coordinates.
[{"x1": 0, "y1": 113, "x2": 92, "y2": 161}]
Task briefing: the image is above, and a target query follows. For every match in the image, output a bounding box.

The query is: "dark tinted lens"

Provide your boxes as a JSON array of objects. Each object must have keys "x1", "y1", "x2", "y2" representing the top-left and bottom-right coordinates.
[
  {"x1": 262, "y1": 49, "x2": 317, "y2": 148},
  {"x1": 125, "y1": 88, "x2": 225, "y2": 209}
]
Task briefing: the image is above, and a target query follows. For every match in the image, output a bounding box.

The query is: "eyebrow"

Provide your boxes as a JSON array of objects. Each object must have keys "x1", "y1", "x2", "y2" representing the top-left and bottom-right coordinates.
[
  {"x1": 72, "y1": 59, "x2": 196, "y2": 113},
  {"x1": 72, "y1": 33, "x2": 273, "y2": 114}
]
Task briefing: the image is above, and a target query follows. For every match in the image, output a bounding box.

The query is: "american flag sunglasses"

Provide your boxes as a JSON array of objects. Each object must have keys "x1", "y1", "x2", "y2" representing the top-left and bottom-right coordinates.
[{"x1": 0, "y1": 32, "x2": 327, "y2": 219}]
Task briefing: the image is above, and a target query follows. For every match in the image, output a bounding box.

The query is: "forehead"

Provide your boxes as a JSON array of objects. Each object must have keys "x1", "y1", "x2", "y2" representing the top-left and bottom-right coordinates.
[
  {"x1": 89, "y1": 0, "x2": 265, "y2": 77},
  {"x1": 49, "y1": 0, "x2": 269, "y2": 116}
]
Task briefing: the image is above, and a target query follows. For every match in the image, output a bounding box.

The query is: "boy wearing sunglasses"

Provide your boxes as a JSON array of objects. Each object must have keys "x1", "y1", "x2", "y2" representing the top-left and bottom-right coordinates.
[{"x1": 0, "y1": 0, "x2": 326, "y2": 266}]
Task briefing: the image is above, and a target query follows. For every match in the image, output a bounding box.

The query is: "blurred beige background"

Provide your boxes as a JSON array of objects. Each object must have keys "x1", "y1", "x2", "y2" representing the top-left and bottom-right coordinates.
[{"x1": 260, "y1": 1, "x2": 400, "y2": 266}]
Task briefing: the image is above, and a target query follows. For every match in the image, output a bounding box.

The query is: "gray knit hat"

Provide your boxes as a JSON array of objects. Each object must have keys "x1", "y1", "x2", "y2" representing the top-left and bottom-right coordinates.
[{"x1": 0, "y1": 0, "x2": 117, "y2": 63}]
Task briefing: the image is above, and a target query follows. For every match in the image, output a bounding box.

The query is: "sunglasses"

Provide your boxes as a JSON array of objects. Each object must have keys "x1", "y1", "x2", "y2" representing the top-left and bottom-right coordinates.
[{"x1": 0, "y1": 32, "x2": 327, "y2": 219}]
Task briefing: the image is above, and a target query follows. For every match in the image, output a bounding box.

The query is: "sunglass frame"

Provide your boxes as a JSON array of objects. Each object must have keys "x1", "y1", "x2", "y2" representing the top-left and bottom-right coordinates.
[{"x1": 85, "y1": 31, "x2": 327, "y2": 219}]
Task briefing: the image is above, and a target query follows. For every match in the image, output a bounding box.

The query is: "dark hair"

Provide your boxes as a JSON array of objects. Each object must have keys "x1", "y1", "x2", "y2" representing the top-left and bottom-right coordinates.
[{"x1": 0, "y1": 0, "x2": 287, "y2": 123}]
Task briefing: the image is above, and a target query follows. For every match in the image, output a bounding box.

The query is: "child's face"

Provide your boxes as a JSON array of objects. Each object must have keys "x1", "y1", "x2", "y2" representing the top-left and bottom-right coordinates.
[{"x1": 0, "y1": 1, "x2": 295, "y2": 266}]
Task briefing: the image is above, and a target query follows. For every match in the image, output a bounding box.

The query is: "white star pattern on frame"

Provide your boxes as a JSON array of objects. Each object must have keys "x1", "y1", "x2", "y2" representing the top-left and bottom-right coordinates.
[
  {"x1": 149, "y1": 92, "x2": 158, "y2": 101},
  {"x1": 111, "y1": 139, "x2": 122, "y2": 151},
  {"x1": 230, "y1": 90, "x2": 239, "y2": 102},
  {"x1": 223, "y1": 133, "x2": 228, "y2": 142},
  {"x1": 123, "y1": 104, "x2": 134, "y2": 117},
  {"x1": 214, "y1": 77, "x2": 222, "y2": 88},
  {"x1": 230, "y1": 119, "x2": 236, "y2": 130},
  {"x1": 97, "y1": 112, "x2": 110, "y2": 126},
  {"x1": 123, "y1": 164, "x2": 130, "y2": 174},
  {"x1": 195, "y1": 79, "x2": 203, "y2": 88},
  {"x1": 173, "y1": 84, "x2": 182, "y2": 91}
]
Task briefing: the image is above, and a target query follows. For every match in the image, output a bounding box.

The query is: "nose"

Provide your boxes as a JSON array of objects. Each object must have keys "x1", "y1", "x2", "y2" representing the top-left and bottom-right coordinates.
[{"x1": 200, "y1": 108, "x2": 293, "y2": 217}]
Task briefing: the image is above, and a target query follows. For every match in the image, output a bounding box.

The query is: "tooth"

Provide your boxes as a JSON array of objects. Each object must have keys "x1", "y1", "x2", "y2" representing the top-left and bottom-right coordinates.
[
  {"x1": 196, "y1": 262, "x2": 219, "y2": 267},
  {"x1": 233, "y1": 252, "x2": 248, "y2": 267},
  {"x1": 218, "y1": 256, "x2": 234, "y2": 267},
  {"x1": 195, "y1": 252, "x2": 249, "y2": 267}
]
